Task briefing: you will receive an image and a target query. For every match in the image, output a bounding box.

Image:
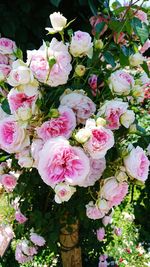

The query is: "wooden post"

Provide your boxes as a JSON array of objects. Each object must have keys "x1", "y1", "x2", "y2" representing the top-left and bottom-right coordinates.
[{"x1": 60, "y1": 219, "x2": 82, "y2": 267}]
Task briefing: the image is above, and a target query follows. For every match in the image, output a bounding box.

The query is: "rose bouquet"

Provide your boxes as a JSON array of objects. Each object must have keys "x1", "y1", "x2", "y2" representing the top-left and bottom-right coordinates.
[{"x1": 0, "y1": 1, "x2": 149, "y2": 266}]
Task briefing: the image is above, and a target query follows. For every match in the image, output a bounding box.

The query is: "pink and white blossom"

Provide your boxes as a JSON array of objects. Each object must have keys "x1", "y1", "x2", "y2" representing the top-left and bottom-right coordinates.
[
  {"x1": 15, "y1": 210, "x2": 28, "y2": 224},
  {"x1": 37, "y1": 106, "x2": 76, "y2": 141},
  {"x1": 86, "y1": 201, "x2": 104, "y2": 220},
  {"x1": 0, "y1": 64, "x2": 11, "y2": 81},
  {"x1": 60, "y1": 90, "x2": 96, "y2": 124},
  {"x1": 0, "y1": 38, "x2": 16, "y2": 55},
  {"x1": 30, "y1": 233, "x2": 46, "y2": 247},
  {"x1": 38, "y1": 137, "x2": 90, "y2": 187},
  {"x1": 46, "y1": 12, "x2": 67, "y2": 33},
  {"x1": 108, "y1": 70, "x2": 134, "y2": 95},
  {"x1": 0, "y1": 173, "x2": 17, "y2": 192},
  {"x1": 124, "y1": 146, "x2": 149, "y2": 182},
  {"x1": 98, "y1": 99, "x2": 129, "y2": 130},
  {"x1": 97, "y1": 227, "x2": 105, "y2": 241},
  {"x1": 54, "y1": 183, "x2": 76, "y2": 203},
  {"x1": 101, "y1": 177, "x2": 128, "y2": 208},
  {"x1": 0, "y1": 117, "x2": 30, "y2": 153},
  {"x1": 83, "y1": 126, "x2": 114, "y2": 159},
  {"x1": 70, "y1": 31, "x2": 93, "y2": 58}
]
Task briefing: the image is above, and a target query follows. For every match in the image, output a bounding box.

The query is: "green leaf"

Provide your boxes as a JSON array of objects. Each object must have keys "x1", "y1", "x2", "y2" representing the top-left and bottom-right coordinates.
[
  {"x1": 108, "y1": 20, "x2": 125, "y2": 32},
  {"x1": 135, "y1": 23, "x2": 149, "y2": 45},
  {"x1": 49, "y1": 0, "x2": 62, "y2": 7},
  {"x1": 103, "y1": 51, "x2": 116, "y2": 67},
  {"x1": 14, "y1": 48, "x2": 23, "y2": 60},
  {"x1": 95, "y1": 22, "x2": 106, "y2": 34},
  {"x1": 121, "y1": 46, "x2": 133, "y2": 57},
  {"x1": 1, "y1": 99, "x2": 11, "y2": 115},
  {"x1": 119, "y1": 51, "x2": 129, "y2": 67},
  {"x1": 141, "y1": 61, "x2": 150, "y2": 78},
  {"x1": 113, "y1": 6, "x2": 127, "y2": 15},
  {"x1": 111, "y1": 1, "x2": 121, "y2": 9},
  {"x1": 88, "y1": 0, "x2": 97, "y2": 15}
]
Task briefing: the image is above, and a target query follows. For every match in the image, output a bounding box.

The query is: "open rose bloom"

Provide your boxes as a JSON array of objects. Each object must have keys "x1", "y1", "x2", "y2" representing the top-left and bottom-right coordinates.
[{"x1": 0, "y1": 7, "x2": 149, "y2": 266}]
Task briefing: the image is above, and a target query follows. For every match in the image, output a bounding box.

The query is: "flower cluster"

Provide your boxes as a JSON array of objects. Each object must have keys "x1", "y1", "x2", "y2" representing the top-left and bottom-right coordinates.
[{"x1": 0, "y1": 5, "x2": 149, "y2": 265}]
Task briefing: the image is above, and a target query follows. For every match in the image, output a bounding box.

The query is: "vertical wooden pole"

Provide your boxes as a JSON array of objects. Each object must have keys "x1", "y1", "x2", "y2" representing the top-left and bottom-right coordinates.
[{"x1": 60, "y1": 220, "x2": 82, "y2": 267}]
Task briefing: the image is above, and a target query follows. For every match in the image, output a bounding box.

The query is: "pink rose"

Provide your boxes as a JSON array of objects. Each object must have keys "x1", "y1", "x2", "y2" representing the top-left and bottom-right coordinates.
[
  {"x1": 101, "y1": 177, "x2": 128, "y2": 208},
  {"x1": 28, "y1": 38, "x2": 72, "y2": 87},
  {"x1": 0, "y1": 117, "x2": 30, "y2": 153},
  {"x1": 102, "y1": 215, "x2": 112, "y2": 226},
  {"x1": 86, "y1": 201, "x2": 104, "y2": 220},
  {"x1": 97, "y1": 227, "x2": 105, "y2": 241},
  {"x1": 0, "y1": 64, "x2": 11, "y2": 81},
  {"x1": 15, "y1": 210, "x2": 28, "y2": 224},
  {"x1": 0, "y1": 38, "x2": 16, "y2": 55},
  {"x1": 124, "y1": 146, "x2": 149, "y2": 182},
  {"x1": 15, "y1": 240, "x2": 37, "y2": 264},
  {"x1": 70, "y1": 31, "x2": 93, "y2": 58},
  {"x1": 98, "y1": 100, "x2": 128, "y2": 130},
  {"x1": 38, "y1": 137, "x2": 90, "y2": 188},
  {"x1": 0, "y1": 174, "x2": 17, "y2": 192},
  {"x1": 98, "y1": 254, "x2": 108, "y2": 267},
  {"x1": 135, "y1": 10, "x2": 148, "y2": 24},
  {"x1": 108, "y1": 70, "x2": 134, "y2": 95},
  {"x1": 8, "y1": 88, "x2": 36, "y2": 114},
  {"x1": 140, "y1": 40, "x2": 150, "y2": 55},
  {"x1": 60, "y1": 90, "x2": 96, "y2": 124},
  {"x1": 54, "y1": 183, "x2": 76, "y2": 203},
  {"x1": 83, "y1": 126, "x2": 114, "y2": 159},
  {"x1": 0, "y1": 54, "x2": 9, "y2": 64},
  {"x1": 16, "y1": 147, "x2": 33, "y2": 168},
  {"x1": 79, "y1": 157, "x2": 106, "y2": 187},
  {"x1": 37, "y1": 106, "x2": 76, "y2": 141},
  {"x1": 30, "y1": 233, "x2": 46, "y2": 247}
]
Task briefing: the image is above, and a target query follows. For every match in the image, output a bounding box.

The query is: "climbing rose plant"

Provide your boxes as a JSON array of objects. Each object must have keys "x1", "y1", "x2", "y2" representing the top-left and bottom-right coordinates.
[{"x1": 0, "y1": 1, "x2": 149, "y2": 266}]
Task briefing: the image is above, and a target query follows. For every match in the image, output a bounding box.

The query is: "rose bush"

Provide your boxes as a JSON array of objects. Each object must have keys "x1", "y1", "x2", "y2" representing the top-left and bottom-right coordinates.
[{"x1": 0, "y1": 1, "x2": 149, "y2": 266}]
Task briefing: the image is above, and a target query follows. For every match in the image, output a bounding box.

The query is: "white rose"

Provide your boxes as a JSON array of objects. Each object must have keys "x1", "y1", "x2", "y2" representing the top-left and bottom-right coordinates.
[
  {"x1": 120, "y1": 110, "x2": 135, "y2": 128},
  {"x1": 129, "y1": 53, "x2": 145, "y2": 66},
  {"x1": 17, "y1": 107, "x2": 32, "y2": 121},
  {"x1": 46, "y1": 12, "x2": 67, "y2": 33},
  {"x1": 97, "y1": 199, "x2": 109, "y2": 213},
  {"x1": 75, "y1": 128, "x2": 91, "y2": 143},
  {"x1": 108, "y1": 70, "x2": 134, "y2": 95},
  {"x1": 7, "y1": 59, "x2": 34, "y2": 87},
  {"x1": 132, "y1": 85, "x2": 145, "y2": 103},
  {"x1": 54, "y1": 183, "x2": 76, "y2": 204},
  {"x1": 70, "y1": 31, "x2": 93, "y2": 58}
]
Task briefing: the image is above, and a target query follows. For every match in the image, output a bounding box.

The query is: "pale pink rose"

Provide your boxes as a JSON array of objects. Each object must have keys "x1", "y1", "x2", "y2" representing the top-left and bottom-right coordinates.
[
  {"x1": 90, "y1": 15, "x2": 108, "y2": 36},
  {"x1": 86, "y1": 201, "x2": 104, "y2": 220},
  {"x1": 0, "y1": 64, "x2": 11, "y2": 81},
  {"x1": 28, "y1": 38, "x2": 72, "y2": 87},
  {"x1": 114, "y1": 227, "x2": 122, "y2": 236},
  {"x1": 0, "y1": 117, "x2": 30, "y2": 153},
  {"x1": 124, "y1": 146, "x2": 149, "y2": 182},
  {"x1": 113, "y1": 32, "x2": 126, "y2": 45},
  {"x1": 0, "y1": 38, "x2": 16, "y2": 55},
  {"x1": 0, "y1": 54, "x2": 9, "y2": 64},
  {"x1": 98, "y1": 100, "x2": 128, "y2": 130},
  {"x1": 79, "y1": 157, "x2": 106, "y2": 187},
  {"x1": 15, "y1": 210, "x2": 28, "y2": 224},
  {"x1": 97, "y1": 199, "x2": 110, "y2": 215},
  {"x1": 83, "y1": 126, "x2": 114, "y2": 159},
  {"x1": 108, "y1": 70, "x2": 134, "y2": 95},
  {"x1": 70, "y1": 31, "x2": 93, "y2": 58},
  {"x1": 31, "y1": 139, "x2": 44, "y2": 168},
  {"x1": 101, "y1": 177, "x2": 128, "y2": 208},
  {"x1": 97, "y1": 227, "x2": 105, "y2": 241},
  {"x1": 0, "y1": 174, "x2": 17, "y2": 192},
  {"x1": 16, "y1": 148, "x2": 33, "y2": 168},
  {"x1": 54, "y1": 183, "x2": 76, "y2": 203},
  {"x1": 98, "y1": 255, "x2": 108, "y2": 267},
  {"x1": 8, "y1": 88, "x2": 36, "y2": 114},
  {"x1": 30, "y1": 233, "x2": 46, "y2": 247},
  {"x1": 15, "y1": 240, "x2": 37, "y2": 264},
  {"x1": 140, "y1": 40, "x2": 150, "y2": 55},
  {"x1": 102, "y1": 215, "x2": 112, "y2": 226},
  {"x1": 15, "y1": 245, "x2": 31, "y2": 264},
  {"x1": 135, "y1": 10, "x2": 148, "y2": 24},
  {"x1": 7, "y1": 59, "x2": 34, "y2": 87},
  {"x1": 37, "y1": 106, "x2": 76, "y2": 141},
  {"x1": 60, "y1": 90, "x2": 96, "y2": 124},
  {"x1": 38, "y1": 137, "x2": 90, "y2": 187}
]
